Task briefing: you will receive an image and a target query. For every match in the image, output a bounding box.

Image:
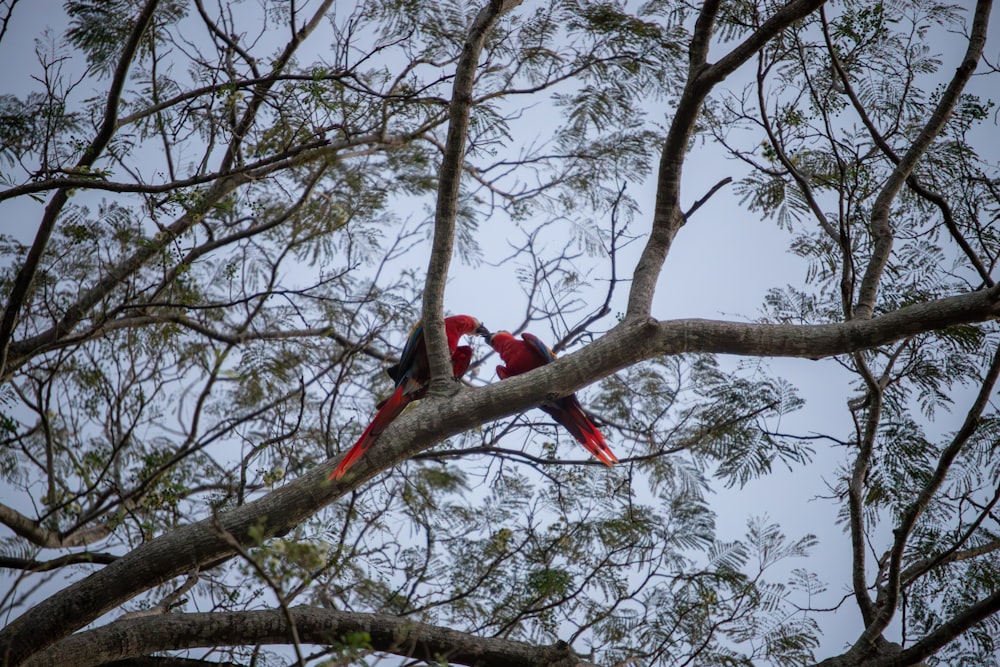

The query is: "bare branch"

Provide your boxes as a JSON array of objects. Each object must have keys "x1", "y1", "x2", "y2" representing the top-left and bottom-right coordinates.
[
  {"x1": 682, "y1": 176, "x2": 733, "y2": 221},
  {"x1": 0, "y1": 552, "x2": 118, "y2": 573},
  {"x1": 0, "y1": 0, "x2": 21, "y2": 43},
  {"x1": 0, "y1": 503, "x2": 109, "y2": 549}
]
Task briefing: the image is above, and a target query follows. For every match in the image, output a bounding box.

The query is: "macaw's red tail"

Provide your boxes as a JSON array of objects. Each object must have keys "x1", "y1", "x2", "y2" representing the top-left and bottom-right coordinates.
[
  {"x1": 542, "y1": 397, "x2": 619, "y2": 467},
  {"x1": 330, "y1": 385, "x2": 412, "y2": 480}
]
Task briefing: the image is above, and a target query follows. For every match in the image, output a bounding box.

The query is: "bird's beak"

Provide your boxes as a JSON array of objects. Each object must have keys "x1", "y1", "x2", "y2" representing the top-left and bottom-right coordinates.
[{"x1": 476, "y1": 322, "x2": 491, "y2": 339}]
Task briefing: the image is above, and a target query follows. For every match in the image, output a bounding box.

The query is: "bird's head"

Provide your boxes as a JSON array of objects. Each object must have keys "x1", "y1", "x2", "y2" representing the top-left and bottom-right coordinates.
[{"x1": 446, "y1": 314, "x2": 483, "y2": 337}]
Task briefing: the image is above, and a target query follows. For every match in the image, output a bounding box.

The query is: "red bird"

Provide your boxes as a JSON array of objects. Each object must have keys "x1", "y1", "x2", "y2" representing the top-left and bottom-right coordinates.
[
  {"x1": 484, "y1": 330, "x2": 618, "y2": 466},
  {"x1": 330, "y1": 315, "x2": 484, "y2": 480}
]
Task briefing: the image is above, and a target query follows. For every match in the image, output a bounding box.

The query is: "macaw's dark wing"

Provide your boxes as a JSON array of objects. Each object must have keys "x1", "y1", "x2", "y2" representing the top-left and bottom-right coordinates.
[
  {"x1": 521, "y1": 332, "x2": 558, "y2": 365},
  {"x1": 386, "y1": 320, "x2": 425, "y2": 385}
]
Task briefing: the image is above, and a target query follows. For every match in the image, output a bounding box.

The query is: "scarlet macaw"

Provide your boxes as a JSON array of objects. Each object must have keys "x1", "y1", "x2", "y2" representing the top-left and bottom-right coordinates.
[
  {"x1": 330, "y1": 314, "x2": 485, "y2": 480},
  {"x1": 483, "y1": 330, "x2": 618, "y2": 466}
]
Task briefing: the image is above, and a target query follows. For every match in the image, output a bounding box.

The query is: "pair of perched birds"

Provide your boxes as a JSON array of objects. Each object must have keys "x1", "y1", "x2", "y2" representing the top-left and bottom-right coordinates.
[{"x1": 330, "y1": 314, "x2": 618, "y2": 480}]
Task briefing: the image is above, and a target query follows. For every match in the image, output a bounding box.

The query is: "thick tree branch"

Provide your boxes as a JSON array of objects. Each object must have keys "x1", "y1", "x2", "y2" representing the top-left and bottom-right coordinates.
[
  {"x1": 2, "y1": 283, "x2": 1000, "y2": 666},
  {"x1": 625, "y1": 0, "x2": 720, "y2": 317},
  {"x1": 0, "y1": 504, "x2": 109, "y2": 549},
  {"x1": 422, "y1": 0, "x2": 522, "y2": 386},
  {"x1": 887, "y1": 587, "x2": 1000, "y2": 667},
  {"x1": 818, "y1": 589, "x2": 1000, "y2": 667},
  {"x1": 626, "y1": 0, "x2": 827, "y2": 317},
  {"x1": 24, "y1": 607, "x2": 594, "y2": 667},
  {"x1": 705, "y1": 0, "x2": 828, "y2": 86},
  {"x1": 843, "y1": 352, "x2": 883, "y2": 627},
  {"x1": 902, "y1": 537, "x2": 1000, "y2": 590},
  {"x1": 854, "y1": 0, "x2": 992, "y2": 320}
]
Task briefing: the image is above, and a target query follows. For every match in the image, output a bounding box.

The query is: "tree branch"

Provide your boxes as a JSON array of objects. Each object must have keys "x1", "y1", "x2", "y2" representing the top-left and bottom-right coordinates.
[
  {"x1": 867, "y1": 587, "x2": 1000, "y2": 667},
  {"x1": 856, "y1": 342, "x2": 1000, "y2": 649},
  {"x1": 682, "y1": 176, "x2": 733, "y2": 221},
  {"x1": 902, "y1": 536, "x2": 1000, "y2": 590},
  {"x1": 0, "y1": 0, "x2": 22, "y2": 43},
  {"x1": 0, "y1": 0, "x2": 364, "y2": 383},
  {"x1": 422, "y1": 0, "x2": 522, "y2": 386},
  {"x1": 0, "y1": 503, "x2": 109, "y2": 549},
  {"x1": 0, "y1": 131, "x2": 381, "y2": 204},
  {"x1": 216, "y1": 0, "x2": 335, "y2": 173},
  {"x1": 820, "y1": 7, "x2": 995, "y2": 290},
  {"x1": 0, "y1": 552, "x2": 118, "y2": 573},
  {"x1": 0, "y1": 134, "x2": 410, "y2": 381},
  {"x1": 847, "y1": 351, "x2": 882, "y2": 626},
  {"x1": 706, "y1": 0, "x2": 828, "y2": 85},
  {"x1": 853, "y1": 0, "x2": 992, "y2": 319},
  {"x1": 626, "y1": 0, "x2": 827, "y2": 317},
  {"x1": 24, "y1": 607, "x2": 596, "y2": 667}
]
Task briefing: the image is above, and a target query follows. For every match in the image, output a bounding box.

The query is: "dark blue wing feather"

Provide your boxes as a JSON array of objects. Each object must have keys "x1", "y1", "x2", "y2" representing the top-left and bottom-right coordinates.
[{"x1": 387, "y1": 321, "x2": 424, "y2": 386}]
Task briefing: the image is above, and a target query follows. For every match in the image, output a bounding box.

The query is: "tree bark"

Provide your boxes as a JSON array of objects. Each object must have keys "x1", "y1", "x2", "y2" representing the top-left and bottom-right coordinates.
[
  {"x1": 24, "y1": 607, "x2": 595, "y2": 667},
  {"x1": 422, "y1": 0, "x2": 523, "y2": 385}
]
